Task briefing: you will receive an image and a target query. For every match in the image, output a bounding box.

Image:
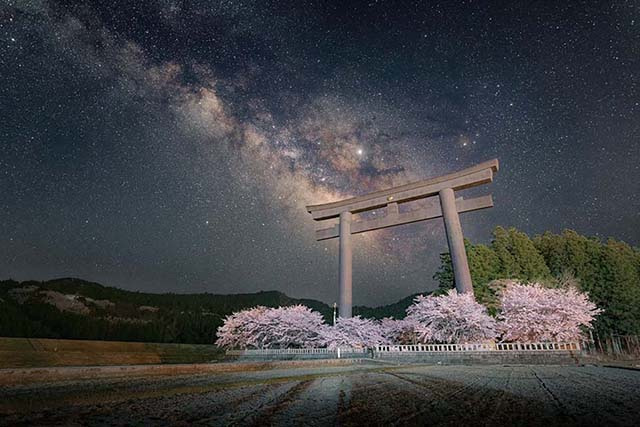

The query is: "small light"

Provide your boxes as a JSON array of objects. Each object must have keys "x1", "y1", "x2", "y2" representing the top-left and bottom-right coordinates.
[{"x1": 387, "y1": 196, "x2": 394, "y2": 201}]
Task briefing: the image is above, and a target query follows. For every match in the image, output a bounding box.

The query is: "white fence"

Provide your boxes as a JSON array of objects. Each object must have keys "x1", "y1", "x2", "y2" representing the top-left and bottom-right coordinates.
[
  {"x1": 227, "y1": 342, "x2": 580, "y2": 358},
  {"x1": 227, "y1": 347, "x2": 368, "y2": 357},
  {"x1": 375, "y1": 342, "x2": 580, "y2": 353},
  {"x1": 496, "y1": 342, "x2": 579, "y2": 351}
]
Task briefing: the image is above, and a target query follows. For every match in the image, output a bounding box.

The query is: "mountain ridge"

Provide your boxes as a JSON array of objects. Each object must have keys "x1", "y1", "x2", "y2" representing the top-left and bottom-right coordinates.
[{"x1": 0, "y1": 277, "x2": 430, "y2": 344}]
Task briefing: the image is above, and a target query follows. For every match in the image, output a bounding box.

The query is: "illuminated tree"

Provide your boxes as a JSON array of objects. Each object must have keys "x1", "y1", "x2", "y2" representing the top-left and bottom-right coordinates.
[
  {"x1": 215, "y1": 306, "x2": 267, "y2": 349},
  {"x1": 380, "y1": 317, "x2": 419, "y2": 344},
  {"x1": 322, "y1": 316, "x2": 387, "y2": 349},
  {"x1": 215, "y1": 305, "x2": 326, "y2": 349},
  {"x1": 406, "y1": 290, "x2": 498, "y2": 343},
  {"x1": 498, "y1": 282, "x2": 601, "y2": 342}
]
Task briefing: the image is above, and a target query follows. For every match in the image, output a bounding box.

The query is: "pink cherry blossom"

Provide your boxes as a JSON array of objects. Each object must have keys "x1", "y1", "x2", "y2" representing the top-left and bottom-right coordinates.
[
  {"x1": 406, "y1": 290, "x2": 498, "y2": 343},
  {"x1": 215, "y1": 305, "x2": 326, "y2": 349},
  {"x1": 498, "y1": 282, "x2": 601, "y2": 342},
  {"x1": 321, "y1": 316, "x2": 388, "y2": 349},
  {"x1": 380, "y1": 317, "x2": 420, "y2": 344}
]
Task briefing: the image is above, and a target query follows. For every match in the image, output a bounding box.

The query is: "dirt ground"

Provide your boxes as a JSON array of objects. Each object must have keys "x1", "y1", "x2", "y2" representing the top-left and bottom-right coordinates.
[{"x1": 1, "y1": 361, "x2": 639, "y2": 426}]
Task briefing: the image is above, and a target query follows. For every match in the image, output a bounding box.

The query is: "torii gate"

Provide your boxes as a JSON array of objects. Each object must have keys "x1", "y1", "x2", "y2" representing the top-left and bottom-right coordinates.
[{"x1": 306, "y1": 159, "x2": 499, "y2": 318}]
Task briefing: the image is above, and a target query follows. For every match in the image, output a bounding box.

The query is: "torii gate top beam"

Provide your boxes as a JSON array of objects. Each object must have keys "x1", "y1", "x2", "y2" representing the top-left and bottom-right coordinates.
[
  {"x1": 306, "y1": 158, "x2": 499, "y2": 220},
  {"x1": 314, "y1": 194, "x2": 493, "y2": 241}
]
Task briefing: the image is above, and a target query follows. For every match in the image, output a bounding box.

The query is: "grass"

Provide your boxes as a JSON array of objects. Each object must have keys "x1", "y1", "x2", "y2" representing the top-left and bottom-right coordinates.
[{"x1": 0, "y1": 337, "x2": 225, "y2": 368}]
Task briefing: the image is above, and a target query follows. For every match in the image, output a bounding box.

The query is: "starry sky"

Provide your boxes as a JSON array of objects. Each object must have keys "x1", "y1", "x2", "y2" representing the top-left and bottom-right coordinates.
[{"x1": 1, "y1": 1, "x2": 639, "y2": 306}]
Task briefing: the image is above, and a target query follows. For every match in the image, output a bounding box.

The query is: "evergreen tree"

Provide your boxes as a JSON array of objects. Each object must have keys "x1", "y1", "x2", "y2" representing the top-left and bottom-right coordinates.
[
  {"x1": 433, "y1": 252, "x2": 454, "y2": 293},
  {"x1": 598, "y1": 239, "x2": 640, "y2": 334},
  {"x1": 491, "y1": 227, "x2": 551, "y2": 281},
  {"x1": 491, "y1": 226, "x2": 521, "y2": 277},
  {"x1": 467, "y1": 243, "x2": 502, "y2": 308}
]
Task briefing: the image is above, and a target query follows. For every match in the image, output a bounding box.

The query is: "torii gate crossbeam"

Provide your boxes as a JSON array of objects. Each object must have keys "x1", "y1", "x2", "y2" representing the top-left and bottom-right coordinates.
[{"x1": 306, "y1": 159, "x2": 499, "y2": 318}]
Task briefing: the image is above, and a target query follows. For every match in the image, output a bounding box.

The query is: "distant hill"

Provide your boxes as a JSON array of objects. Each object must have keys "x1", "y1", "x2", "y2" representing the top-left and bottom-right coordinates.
[
  {"x1": 354, "y1": 292, "x2": 425, "y2": 320},
  {"x1": 0, "y1": 278, "x2": 430, "y2": 345}
]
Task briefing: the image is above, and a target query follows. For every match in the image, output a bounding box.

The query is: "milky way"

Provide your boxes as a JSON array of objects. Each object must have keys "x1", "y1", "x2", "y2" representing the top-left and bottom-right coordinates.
[{"x1": 1, "y1": 1, "x2": 638, "y2": 305}]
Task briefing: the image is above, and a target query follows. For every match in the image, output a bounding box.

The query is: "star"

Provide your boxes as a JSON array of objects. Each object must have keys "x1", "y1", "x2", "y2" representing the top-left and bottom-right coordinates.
[{"x1": 0, "y1": 0, "x2": 637, "y2": 308}]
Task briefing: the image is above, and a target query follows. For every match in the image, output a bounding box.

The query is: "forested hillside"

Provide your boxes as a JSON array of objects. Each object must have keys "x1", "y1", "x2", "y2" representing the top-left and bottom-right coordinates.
[
  {"x1": 0, "y1": 278, "x2": 328, "y2": 344},
  {"x1": 0, "y1": 278, "x2": 423, "y2": 344}
]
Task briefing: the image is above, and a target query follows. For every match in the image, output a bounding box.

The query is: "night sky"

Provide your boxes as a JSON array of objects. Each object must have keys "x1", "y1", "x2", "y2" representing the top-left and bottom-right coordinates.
[{"x1": 1, "y1": 1, "x2": 639, "y2": 306}]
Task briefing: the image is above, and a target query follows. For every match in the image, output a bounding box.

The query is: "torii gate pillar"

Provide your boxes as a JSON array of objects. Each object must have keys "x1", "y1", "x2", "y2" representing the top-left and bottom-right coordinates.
[
  {"x1": 439, "y1": 188, "x2": 473, "y2": 293},
  {"x1": 338, "y1": 211, "x2": 353, "y2": 318}
]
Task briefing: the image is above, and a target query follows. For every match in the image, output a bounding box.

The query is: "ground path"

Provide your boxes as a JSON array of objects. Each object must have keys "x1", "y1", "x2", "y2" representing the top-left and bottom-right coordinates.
[{"x1": 1, "y1": 361, "x2": 639, "y2": 426}]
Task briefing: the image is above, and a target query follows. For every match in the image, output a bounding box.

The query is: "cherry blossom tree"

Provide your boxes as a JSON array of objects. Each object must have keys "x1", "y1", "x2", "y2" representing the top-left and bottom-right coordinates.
[
  {"x1": 215, "y1": 306, "x2": 268, "y2": 349},
  {"x1": 215, "y1": 305, "x2": 327, "y2": 349},
  {"x1": 321, "y1": 316, "x2": 387, "y2": 349},
  {"x1": 498, "y1": 282, "x2": 601, "y2": 342},
  {"x1": 406, "y1": 290, "x2": 498, "y2": 343},
  {"x1": 380, "y1": 317, "x2": 420, "y2": 344}
]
